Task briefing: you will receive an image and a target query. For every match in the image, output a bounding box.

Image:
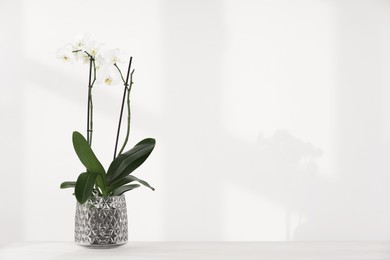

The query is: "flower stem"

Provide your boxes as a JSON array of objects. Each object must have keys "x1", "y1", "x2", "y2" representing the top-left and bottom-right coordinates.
[
  {"x1": 86, "y1": 58, "x2": 92, "y2": 145},
  {"x1": 113, "y1": 57, "x2": 133, "y2": 159},
  {"x1": 89, "y1": 90, "x2": 93, "y2": 145},
  {"x1": 114, "y1": 63, "x2": 126, "y2": 84},
  {"x1": 118, "y1": 69, "x2": 135, "y2": 155},
  {"x1": 89, "y1": 59, "x2": 96, "y2": 145}
]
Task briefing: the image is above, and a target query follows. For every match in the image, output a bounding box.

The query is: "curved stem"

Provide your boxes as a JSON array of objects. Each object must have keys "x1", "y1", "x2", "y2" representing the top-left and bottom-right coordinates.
[
  {"x1": 114, "y1": 63, "x2": 126, "y2": 84},
  {"x1": 113, "y1": 57, "x2": 133, "y2": 159},
  {"x1": 118, "y1": 69, "x2": 135, "y2": 155}
]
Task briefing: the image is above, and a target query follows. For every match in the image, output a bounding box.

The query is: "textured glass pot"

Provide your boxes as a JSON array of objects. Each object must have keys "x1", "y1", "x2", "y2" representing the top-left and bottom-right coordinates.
[{"x1": 75, "y1": 195, "x2": 128, "y2": 248}]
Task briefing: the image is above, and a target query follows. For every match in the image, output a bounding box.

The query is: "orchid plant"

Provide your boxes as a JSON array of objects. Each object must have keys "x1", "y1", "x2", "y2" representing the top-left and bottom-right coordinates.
[{"x1": 57, "y1": 34, "x2": 156, "y2": 204}]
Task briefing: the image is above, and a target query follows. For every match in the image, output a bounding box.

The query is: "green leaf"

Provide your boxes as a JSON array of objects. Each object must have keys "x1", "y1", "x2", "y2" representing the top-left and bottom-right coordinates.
[
  {"x1": 109, "y1": 175, "x2": 155, "y2": 192},
  {"x1": 107, "y1": 138, "x2": 155, "y2": 184},
  {"x1": 112, "y1": 184, "x2": 140, "y2": 196},
  {"x1": 72, "y1": 131, "x2": 106, "y2": 175},
  {"x1": 72, "y1": 131, "x2": 107, "y2": 194},
  {"x1": 60, "y1": 181, "x2": 76, "y2": 189},
  {"x1": 75, "y1": 172, "x2": 98, "y2": 204}
]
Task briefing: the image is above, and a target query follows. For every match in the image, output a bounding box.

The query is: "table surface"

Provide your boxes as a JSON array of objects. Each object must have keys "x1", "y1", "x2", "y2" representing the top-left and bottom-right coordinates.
[{"x1": 1, "y1": 242, "x2": 390, "y2": 260}]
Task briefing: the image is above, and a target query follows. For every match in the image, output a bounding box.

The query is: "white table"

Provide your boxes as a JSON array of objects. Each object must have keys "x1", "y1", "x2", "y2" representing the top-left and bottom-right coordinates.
[{"x1": 1, "y1": 242, "x2": 390, "y2": 260}]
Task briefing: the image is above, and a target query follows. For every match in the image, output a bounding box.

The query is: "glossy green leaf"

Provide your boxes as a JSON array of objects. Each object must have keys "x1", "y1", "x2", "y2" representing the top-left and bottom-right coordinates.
[
  {"x1": 75, "y1": 172, "x2": 98, "y2": 204},
  {"x1": 60, "y1": 181, "x2": 76, "y2": 189},
  {"x1": 112, "y1": 184, "x2": 140, "y2": 196},
  {"x1": 72, "y1": 131, "x2": 106, "y2": 175},
  {"x1": 107, "y1": 138, "x2": 155, "y2": 184},
  {"x1": 72, "y1": 131, "x2": 107, "y2": 194},
  {"x1": 109, "y1": 175, "x2": 155, "y2": 192}
]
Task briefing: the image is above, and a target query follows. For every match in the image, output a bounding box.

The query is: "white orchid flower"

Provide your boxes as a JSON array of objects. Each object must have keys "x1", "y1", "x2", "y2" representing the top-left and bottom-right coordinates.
[
  {"x1": 98, "y1": 66, "x2": 120, "y2": 86},
  {"x1": 76, "y1": 51, "x2": 91, "y2": 64},
  {"x1": 84, "y1": 40, "x2": 104, "y2": 57},
  {"x1": 70, "y1": 34, "x2": 91, "y2": 62},
  {"x1": 56, "y1": 44, "x2": 74, "y2": 63},
  {"x1": 103, "y1": 48, "x2": 124, "y2": 65},
  {"x1": 94, "y1": 54, "x2": 105, "y2": 70},
  {"x1": 71, "y1": 33, "x2": 90, "y2": 51}
]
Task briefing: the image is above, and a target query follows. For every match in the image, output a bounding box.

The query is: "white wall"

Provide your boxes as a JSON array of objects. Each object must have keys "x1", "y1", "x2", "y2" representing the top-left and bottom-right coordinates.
[{"x1": 1, "y1": 0, "x2": 390, "y2": 244}]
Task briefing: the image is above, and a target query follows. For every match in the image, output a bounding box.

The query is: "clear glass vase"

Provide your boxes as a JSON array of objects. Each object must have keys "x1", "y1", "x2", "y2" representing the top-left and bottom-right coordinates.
[{"x1": 75, "y1": 195, "x2": 128, "y2": 248}]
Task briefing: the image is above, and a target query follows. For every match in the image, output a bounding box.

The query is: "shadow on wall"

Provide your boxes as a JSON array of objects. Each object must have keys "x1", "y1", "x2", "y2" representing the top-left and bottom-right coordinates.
[
  {"x1": 160, "y1": 0, "x2": 326, "y2": 241},
  {"x1": 161, "y1": 0, "x2": 390, "y2": 241},
  {"x1": 254, "y1": 130, "x2": 323, "y2": 240},
  {"x1": 233, "y1": 130, "x2": 324, "y2": 240},
  {"x1": 256, "y1": 130, "x2": 322, "y2": 241},
  {"x1": 160, "y1": 0, "x2": 327, "y2": 240}
]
